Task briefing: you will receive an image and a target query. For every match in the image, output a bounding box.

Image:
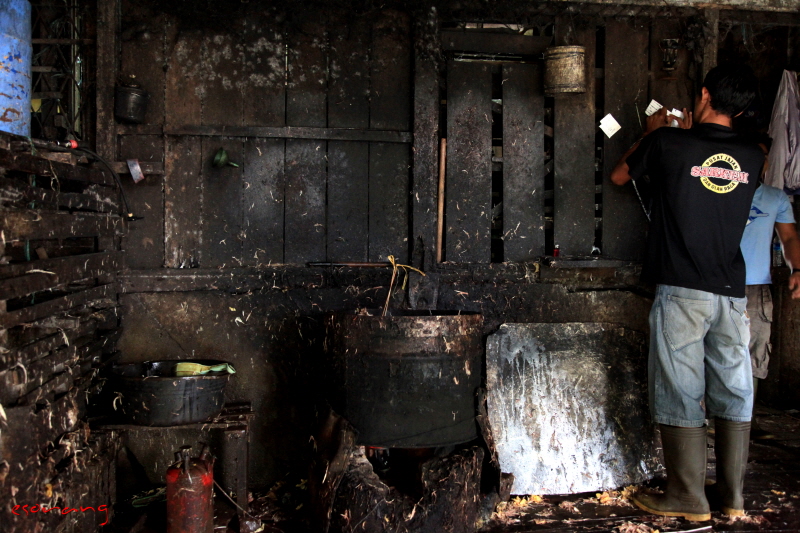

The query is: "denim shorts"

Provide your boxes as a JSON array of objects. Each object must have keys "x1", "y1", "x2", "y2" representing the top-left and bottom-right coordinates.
[{"x1": 649, "y1": 285, "x2": 753, "y2": 427}]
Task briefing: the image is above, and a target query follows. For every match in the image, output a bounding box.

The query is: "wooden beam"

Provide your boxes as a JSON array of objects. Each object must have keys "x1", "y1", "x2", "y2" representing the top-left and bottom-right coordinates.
[
  {"x1": 412, "y1": 9, "x2": 441, "y2": 271},
  {"x1": 95, "y1": 0, "x2": 118, "y2": 161},
  {"x1": 553, "y1": 17, "x2": 597, "y2": 257},
  {"x1": 441, "y1": 31, "x2": 550, "y2": 56},
  {"x1": 165, "y1": 125, "x2": 411, "y2": 143}
]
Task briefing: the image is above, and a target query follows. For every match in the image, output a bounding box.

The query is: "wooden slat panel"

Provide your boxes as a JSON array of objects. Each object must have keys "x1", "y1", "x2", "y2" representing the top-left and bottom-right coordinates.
[
  {"x1": 503, "y1": 63, "x2": 545, "y2": 261},
  {"x1": 239, "y1": 19, "x2": 286, "y2": 266},
  {"x1": 0, "y1": 251, "x2": 120, "y2": 280},
  {"x1": 603, "y1": 19, "x2": 650, "y2": 261},
  {"x1": 553, "y1": 17, "x2": 597, "y2": 257},
  {"x1": 369, "y1": 11, "x2": 412, "y2": 263},
  {"x1": 445, "y1": 60, "x2": 493, "y2": 263},
  {"x1": 286, "y1": 22, "x2": 327, "y2": 128},
  {"x1": 370, "y1": 11, "x2": 411, "y2": 131},
  {"x1": 1, "y1": 317, "x2": 100, "y2": 370},
  {"x1": 0, "y1": 284, "x2": 114, "y2": 329},
  {"x1": 369, "y1": 143, "x2": 410, "y2": 262},
  {"x1": 0, "y1": 177, "x2": 119, "y2": 213},
  {"x1": 284, "y1": 140, "x2": 326, "y2": 263},
  {"x1": 284, "y1": 21, "x2": 328, "y2": 263},
  {"x1": 0, "y1": 389, "x2": 82, "y2": 463},
  {"x1": 328, "y1": 18, "x2": 370, "y2": 129},
  {"x1": 119, "y1": 136, "x2": 165, "y2": 269},
  {"x1": 328, "y1": 142, "x2": 369, "y2": 262},
  {"x1": 200, "y1": 138, "x2": 243, "y2": 268},
  {"x1": 0, "y1": 149, "x2": 114, "y2": 187},
  {"x1": 165, "y1": 25, "x2": 203, "y2": 128},
  {"x1": 164, "y1": 136, "x2": 203, "y2": 267},
  {"x1": 202, "y1": 33, "x2": 243, "y2": 127},
  {"x1": 0, "y1": 252, "x2": 120, "y2": 300},
  {"x1": 243, "y1": 138, "x2": 285, "y2": 264},
  {"x1": 327, "y1": 18, "x2": 370, "y2": 262},
  {"x1": 0, "y1": 209, "x2": 120, "y2": 241},
  {"x1": 242, "y1": 17, "x2": 285, "y2": 127}
]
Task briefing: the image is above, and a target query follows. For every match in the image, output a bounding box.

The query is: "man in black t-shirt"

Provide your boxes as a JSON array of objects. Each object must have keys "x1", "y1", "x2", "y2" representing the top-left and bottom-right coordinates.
[{"x1": 611, "y1": 65, "x2": 761, "y2": 521}]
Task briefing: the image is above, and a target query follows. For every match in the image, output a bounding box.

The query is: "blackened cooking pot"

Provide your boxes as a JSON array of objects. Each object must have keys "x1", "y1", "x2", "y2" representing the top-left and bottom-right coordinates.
[{"x1": 111, "y1": 360, "x2": 230, "y2": 426}]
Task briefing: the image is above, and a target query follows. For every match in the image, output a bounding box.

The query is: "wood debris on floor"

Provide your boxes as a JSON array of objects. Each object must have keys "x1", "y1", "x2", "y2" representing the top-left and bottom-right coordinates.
[{"x1": 477, "y1": 406, "x2": 800, "y2": 532}]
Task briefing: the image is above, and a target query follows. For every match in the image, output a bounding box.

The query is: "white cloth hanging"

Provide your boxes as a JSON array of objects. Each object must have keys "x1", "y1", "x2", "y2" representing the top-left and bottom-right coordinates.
[{"x1": 766, "y1": 70, "x2": 800, "y2": 193}]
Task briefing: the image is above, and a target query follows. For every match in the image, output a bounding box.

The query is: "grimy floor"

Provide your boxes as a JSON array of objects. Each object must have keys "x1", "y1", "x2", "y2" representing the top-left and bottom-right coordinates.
[{"x1": 479, "y1": 405, "x2": 800, "y2": 533}]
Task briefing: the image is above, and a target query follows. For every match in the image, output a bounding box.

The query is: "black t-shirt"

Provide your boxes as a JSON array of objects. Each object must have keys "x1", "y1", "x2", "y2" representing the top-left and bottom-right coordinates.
[{"x1": 627, "y1": 123, "x2": 763, "y2": 297}]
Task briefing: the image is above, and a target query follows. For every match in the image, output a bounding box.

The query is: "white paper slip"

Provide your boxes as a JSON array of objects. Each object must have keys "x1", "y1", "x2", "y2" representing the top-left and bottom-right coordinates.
[
  {"x1": 669, "y1": 108, "x2": 684, "y2": 120},
  {"x1": 669, "y1": 108, "x2": 684, "y2": 127},
  {"x1": 599, "y1": 113, "x2": 621, "y2": 138},
  {"x1": 645, "y1": 99, "x2": 663, "y2": 116}
]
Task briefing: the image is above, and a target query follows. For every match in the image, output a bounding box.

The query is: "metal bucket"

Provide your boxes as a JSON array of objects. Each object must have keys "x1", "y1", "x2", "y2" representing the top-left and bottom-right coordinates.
[
  {"x1": 115, "y1": 86, "x2": 149, "y2": 124},
  {"x1": 325, "y1": 310, "x2": 483, "y2": 448},
  {"x1": 0, "y1": 0, "x2": 32, "y2": 136},
  {"x1": 544, "y1": 45, "x2": 586, "y2": 95},
  {"x1": 111, "y1": 360, "x2": 229, "y2": 426}
]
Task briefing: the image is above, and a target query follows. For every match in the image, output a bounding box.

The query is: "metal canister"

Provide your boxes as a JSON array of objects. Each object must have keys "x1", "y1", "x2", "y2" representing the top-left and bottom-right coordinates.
[
  {"x1": 544, "y1": 45, "x2": 586, "y2": 95},
  {"x1": 166, "y1": 445, "x2": 214, "y2": 533}
]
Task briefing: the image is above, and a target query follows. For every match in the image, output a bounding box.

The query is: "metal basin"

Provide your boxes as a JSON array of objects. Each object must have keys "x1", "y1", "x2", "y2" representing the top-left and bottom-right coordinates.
[
  {"x1": 325, "y1": 310, "x2": 483, "y2": 448},
  {"x1": 111, "y1": 360, "x2": 230, "y2": 426}
]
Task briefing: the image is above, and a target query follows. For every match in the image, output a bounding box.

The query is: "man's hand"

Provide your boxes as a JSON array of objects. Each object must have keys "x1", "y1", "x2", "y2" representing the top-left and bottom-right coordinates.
[
  {"x1": 789, "y1": 271, "x2": 800, "y2": 299},
  {"x1": 670, "y1": 108, "x2": 693, "y2": 129},
  {"x1": 645, "y1": 108, "x2": 671, "y2": 133}
]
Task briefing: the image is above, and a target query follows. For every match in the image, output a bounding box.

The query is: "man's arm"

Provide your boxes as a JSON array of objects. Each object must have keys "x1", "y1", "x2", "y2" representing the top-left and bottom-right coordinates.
[
  {"x1": 609, "y1": 107, "x2": 692, "y2": 186},
  {"x1": 776, "y1": 221, "x2": 800, "y2": 299}
]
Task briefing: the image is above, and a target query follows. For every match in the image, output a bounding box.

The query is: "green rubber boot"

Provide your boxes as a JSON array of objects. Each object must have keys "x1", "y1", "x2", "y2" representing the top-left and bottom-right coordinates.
[
  {"x1": 633, "y1": 425, "x2": 711, "y2": 521},
  {"x1": 715, "y1": 419, "x2": 750, "y2": 516}
]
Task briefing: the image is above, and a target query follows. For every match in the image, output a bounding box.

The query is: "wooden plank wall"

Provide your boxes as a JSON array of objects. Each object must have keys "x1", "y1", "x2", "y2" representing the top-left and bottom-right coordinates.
[
  {"x1": 0, "y1": 131, "x2": 121, "y2": 533},
  {"x1": 602, "y1": 19, "x2": 650, "y2": 261},
  {"x1": 553, "y1": 17, "x2": 597, "y2": 258},
  {"x1": 117, "y1": 4, "x2": 414, "y2": 268}
]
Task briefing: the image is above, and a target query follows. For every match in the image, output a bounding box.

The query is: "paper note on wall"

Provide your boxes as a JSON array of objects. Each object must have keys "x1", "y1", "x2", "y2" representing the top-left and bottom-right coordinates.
[{"x1": 599, "y1": 114, "x2": 621, "y2": 138}]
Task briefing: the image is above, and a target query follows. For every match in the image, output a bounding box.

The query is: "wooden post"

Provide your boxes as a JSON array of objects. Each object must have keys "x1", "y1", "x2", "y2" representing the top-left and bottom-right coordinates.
[
  {"x1": 95, "y1": 0, "x2": 118, "y2": 160},
  {"x1": 412, "y1": 7, "x2": 441, "y2": 271},
  {"x1": 553, "y1": 16, "x2": 597, "y2": 258},
  {"x1": 702, "y1": 8, "x2": 720, "y2": 81},
  {"x1": 437, "y1": 138, "x2": 446, "y2": 263}
]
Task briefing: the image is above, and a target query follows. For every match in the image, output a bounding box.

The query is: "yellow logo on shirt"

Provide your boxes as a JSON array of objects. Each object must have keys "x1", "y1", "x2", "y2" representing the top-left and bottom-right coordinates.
[{"x1": 690, "y1": 153, "x2": 750, "y2": 194}]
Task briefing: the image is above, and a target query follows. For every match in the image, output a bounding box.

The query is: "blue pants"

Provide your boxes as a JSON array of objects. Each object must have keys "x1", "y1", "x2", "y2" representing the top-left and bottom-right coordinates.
[{"x1": 649, "y1": 285, "x2": 753, "y2": 427}]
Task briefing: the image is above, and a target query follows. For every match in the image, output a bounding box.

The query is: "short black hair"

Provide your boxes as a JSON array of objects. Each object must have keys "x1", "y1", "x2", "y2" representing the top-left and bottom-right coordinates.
[{"x1": 702, "y1": 64, "x2": 757, "y2": 117}]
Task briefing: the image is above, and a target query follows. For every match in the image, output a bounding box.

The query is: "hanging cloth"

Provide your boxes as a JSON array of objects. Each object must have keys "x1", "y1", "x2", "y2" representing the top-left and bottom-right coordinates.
[{"x1": 766, "y1": 70, "x2": 800, "y2": 193}]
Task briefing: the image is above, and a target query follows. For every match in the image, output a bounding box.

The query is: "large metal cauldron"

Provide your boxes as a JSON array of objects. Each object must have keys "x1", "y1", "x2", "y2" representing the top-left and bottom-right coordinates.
[{"x1": 325, "y1": 310, "x2": 483, "y2": 448}]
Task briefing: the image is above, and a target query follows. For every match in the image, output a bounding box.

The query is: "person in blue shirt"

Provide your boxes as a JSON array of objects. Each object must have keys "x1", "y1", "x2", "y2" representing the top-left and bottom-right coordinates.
[{"x1": 740, "y1": 139, "x2": 800, "y2": 438}]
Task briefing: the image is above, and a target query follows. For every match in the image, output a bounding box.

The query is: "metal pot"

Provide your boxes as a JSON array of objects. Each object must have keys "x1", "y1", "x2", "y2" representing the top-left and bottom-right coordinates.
[
  {"x1": 111, "y1": 360, "x2": 230, "y2": 426},
  {"x1": 325, "y1": 310, "x2": 483, "y2": 448}
]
